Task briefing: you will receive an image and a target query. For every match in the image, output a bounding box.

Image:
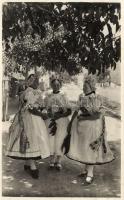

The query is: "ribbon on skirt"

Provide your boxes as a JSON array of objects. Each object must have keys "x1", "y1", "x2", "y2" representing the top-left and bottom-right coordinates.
[
  {"x1": 89, "y1": 115, "x2": 107, "y2": 153},
  {"x1": 8, "y1": 104, "x2": 30, "y2": 154}
]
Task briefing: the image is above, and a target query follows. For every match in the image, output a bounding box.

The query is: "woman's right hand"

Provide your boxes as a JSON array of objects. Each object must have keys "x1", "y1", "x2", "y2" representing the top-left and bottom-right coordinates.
[{"x1": 41, "y1": 113, "x2": 48, "y2": 120}]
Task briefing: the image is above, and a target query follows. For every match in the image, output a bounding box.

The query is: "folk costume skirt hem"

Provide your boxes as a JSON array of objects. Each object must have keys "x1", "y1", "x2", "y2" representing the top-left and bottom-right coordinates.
[
  {"x1": 5, "y1": 111, "x2": 50, "y2": 160},
  {"x1": 67, "y1": 116, "x2": 115, "y2": 165}
]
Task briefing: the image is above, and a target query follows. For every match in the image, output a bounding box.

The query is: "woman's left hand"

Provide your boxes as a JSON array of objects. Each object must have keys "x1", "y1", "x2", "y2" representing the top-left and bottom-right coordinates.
[{"x1": 54, "y1": 112, "x2": 62, "y2": 121}]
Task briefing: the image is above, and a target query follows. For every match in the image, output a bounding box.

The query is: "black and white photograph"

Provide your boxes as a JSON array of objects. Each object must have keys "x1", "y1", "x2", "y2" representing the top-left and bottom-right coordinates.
[{"x1": 1, "y1": 0, "x2": 121, "y2": 198}]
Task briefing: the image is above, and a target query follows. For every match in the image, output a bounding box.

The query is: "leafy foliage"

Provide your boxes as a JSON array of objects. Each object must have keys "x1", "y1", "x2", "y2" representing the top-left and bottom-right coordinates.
[{"x1": 2, "y1": 2, "x2": 121, "y2": 76}]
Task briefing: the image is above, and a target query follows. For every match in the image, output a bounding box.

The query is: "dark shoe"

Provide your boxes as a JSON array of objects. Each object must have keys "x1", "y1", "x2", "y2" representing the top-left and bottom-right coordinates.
[
  {"x1": 78, "y1": 171, "x2": 87, "y2": 178},
  {"x1": 24, "y1": 165, "x2": 30, "y2": 171},
  {"x1": 30, "y1": 169, "x2": 39, "y2": 179}
]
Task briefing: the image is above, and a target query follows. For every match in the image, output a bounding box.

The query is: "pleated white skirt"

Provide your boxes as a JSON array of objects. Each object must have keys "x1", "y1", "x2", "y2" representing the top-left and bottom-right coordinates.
[{"x1": 5, "y1": 110, "x2": 50, "y2": 159}]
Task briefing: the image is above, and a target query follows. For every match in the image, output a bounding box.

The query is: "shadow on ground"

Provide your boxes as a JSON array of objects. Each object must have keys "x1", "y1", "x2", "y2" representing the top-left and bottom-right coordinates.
[{"x1": 2, "y1": 131, "x2": 120, "y2": 197}]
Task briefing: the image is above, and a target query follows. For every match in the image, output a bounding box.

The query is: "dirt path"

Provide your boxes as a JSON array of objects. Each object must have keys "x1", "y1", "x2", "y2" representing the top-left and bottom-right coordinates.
[
  {"x1": 2, "y1": 115, "x2": 121, "y2": 197},
  {"x1": 2, "y1": 139, "x2": 120, "y2": 197}
]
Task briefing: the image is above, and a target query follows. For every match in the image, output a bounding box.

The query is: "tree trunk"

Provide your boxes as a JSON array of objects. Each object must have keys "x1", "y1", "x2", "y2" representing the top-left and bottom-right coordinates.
[
  {"x1": 25, "y1": 66, "x2": 29, "y2": 81},
  {"x1": 34, "y1": 65, "x2": 37, "y2": 74},
  {"x1": 2, "y1": 77, "x2": 9, "y2": 121},
  {"x1": 5, "y1": 91, "x2": 9, "y2": 121}
]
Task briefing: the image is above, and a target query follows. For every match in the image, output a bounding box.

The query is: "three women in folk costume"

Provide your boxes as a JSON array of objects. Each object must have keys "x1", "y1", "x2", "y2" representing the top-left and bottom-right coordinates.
[{"x1": 5, "y1": 73, "x2": 115, "y2": 184}]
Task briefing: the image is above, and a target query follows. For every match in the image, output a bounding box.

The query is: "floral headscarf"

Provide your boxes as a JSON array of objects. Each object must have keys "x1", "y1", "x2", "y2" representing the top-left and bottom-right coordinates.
[
  {"x1": 49, "y1": 73, "x2": 63, "y2": 88},
  {"x1": 83, "y1": 75, "x2": 96, "y2": 95},
  {"x1": 27, "y1": 74, "x2": 39, "y2": 88}
]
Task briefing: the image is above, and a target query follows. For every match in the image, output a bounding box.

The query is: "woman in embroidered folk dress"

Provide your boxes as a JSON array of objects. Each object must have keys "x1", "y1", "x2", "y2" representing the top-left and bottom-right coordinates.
[
  {"x1": 65, "y1": 75, "x2": 115, "y2": 184},
  {"x1": 45, "y1": 75, "x2": 71, "y2": 170},
  {"x1": 5, "y1": 74, "x2": 50, "y2": 179}
]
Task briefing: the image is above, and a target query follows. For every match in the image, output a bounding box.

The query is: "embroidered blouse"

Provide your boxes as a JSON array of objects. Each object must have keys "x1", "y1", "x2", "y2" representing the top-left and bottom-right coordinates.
[
  {"x1": 77, "y1": 94, "x2": 104, "y2": 118},
  {"x1": 44, "y1": 91, "x2": 70, "y2": 114},
  {"x1": 22, "y1": 87, "x2": 44, "y2": 109}
]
